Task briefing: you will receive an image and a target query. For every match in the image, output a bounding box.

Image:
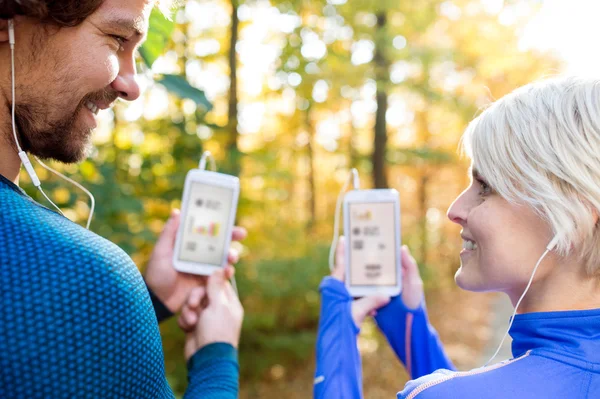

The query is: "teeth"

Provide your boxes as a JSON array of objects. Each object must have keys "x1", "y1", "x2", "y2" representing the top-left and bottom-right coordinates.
[
  {"x1": 86, "y1": 101, "x2": 99, "y2": 115},
  {"x1": 463, "y1": 240, "x2": 478, "y2": 250}
]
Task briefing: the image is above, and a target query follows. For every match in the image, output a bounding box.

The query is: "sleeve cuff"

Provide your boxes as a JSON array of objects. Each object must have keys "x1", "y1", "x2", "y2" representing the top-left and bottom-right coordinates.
[
  {"x1": 188, "y1": 343, "x2": 239, "y2": 371},
  {"x1": 145, "y1": 283, "x2": 174, "y2": 323}
]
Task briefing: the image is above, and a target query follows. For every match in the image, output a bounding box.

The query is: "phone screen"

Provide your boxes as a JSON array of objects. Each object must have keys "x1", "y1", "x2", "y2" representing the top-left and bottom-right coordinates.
[
  {"x1": 178, "y1": 182, "x2": 234, "y2": 266},
  {"x1": 348, "y1": 202, "x2": 398, "y2": 287}
]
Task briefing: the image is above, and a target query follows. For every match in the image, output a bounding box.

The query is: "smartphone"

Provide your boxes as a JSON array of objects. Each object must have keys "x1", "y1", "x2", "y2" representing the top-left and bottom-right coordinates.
[
  {"x1": 343, "y1": 189, "x2": 402, "y2": 297},
  {"x1": 173, "y1": 169, "x2": 240, "y2": 276}
]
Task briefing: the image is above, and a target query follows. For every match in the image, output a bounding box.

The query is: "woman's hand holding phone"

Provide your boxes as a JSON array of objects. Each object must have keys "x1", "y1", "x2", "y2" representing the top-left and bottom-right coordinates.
[
  {"x1": 333, "y1": 237, "x2": 390, "y2": 328},
  {"x1": 332, "y1": 236, "x2": 424, "y2": 329}
]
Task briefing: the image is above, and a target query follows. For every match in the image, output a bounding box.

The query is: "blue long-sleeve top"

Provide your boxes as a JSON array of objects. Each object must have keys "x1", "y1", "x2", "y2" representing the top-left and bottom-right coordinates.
[
  {"x1": 0, "y1": 174, "x2": 238, "y2": 398},
  {"x1": 314, "y1": 276, "x2": 600, "y2": 398}
]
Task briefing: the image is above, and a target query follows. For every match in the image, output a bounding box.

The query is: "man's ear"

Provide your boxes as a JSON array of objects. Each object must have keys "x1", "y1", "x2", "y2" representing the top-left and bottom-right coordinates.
[{"x1": 0, "y1": 19, "x2": 9, "y2": 43}]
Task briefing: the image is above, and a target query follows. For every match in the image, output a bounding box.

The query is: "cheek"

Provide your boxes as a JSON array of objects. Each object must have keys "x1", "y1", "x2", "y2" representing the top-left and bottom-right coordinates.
[
  {"x1": 76, "y1": 46, "x2": 120, "y2": 89},
  {"x1": 105, "y1": 55, "x2": 120, "y2": 83},
  {"x1": 469, "y1": 204, "x2": 516, "y2": 275},
  {"x1": 90, "y1": 54, "x2": 119, "y2": 88},
  {"x1": 63, "y1": 29, "x2": 119, "y2": 90}
]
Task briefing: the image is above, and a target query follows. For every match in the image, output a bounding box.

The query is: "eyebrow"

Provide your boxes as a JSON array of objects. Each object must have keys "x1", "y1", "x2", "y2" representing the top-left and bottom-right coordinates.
[{"x1": 103, "y1": 16, "x2": 147, "y2": 40}]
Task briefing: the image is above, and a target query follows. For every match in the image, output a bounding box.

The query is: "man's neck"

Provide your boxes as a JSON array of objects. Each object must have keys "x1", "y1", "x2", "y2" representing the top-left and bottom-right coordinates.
[
  {"x1": 0, "y1": 120, "x2": 22, "y2": 185},
  {"x1": 0, "y1": 70, "x2": 22, "y2": 184}
]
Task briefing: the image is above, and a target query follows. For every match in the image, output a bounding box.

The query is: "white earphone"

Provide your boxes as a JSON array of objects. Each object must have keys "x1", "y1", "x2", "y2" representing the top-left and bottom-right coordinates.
[{"x1": 7, "y1": 19, "x2": 95, "y2": 229}]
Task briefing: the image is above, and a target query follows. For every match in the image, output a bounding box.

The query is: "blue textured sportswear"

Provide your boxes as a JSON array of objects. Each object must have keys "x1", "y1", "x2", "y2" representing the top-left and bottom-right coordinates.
[
  {"x1": 0, "y1": 173, "x2": 238, "y2": 398},
  {"x1": 314, "y1": 276, "x2": 600, "y2": 398}
]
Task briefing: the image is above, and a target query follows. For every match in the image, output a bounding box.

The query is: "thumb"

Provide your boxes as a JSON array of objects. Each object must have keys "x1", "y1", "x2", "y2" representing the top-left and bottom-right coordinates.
[
  {"x1": 351, "y1": 295, "x2": 390, "y2": 328},
  {"x1": 207, "y1": 268, "x2": 227, "y2": 299},
  {"x1": 401, "y1": 246, "x2": 424, "y2": 310},
  {"x1": 159, "y1": 209, "x2": 181, "y2": 247},
  {"x1": 401, "y1": 245, "x2": 422, "y2": 283}
]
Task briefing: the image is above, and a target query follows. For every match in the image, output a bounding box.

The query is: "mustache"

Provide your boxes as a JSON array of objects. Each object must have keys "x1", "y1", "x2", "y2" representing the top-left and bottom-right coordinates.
[{"x1": 82, "y1": 89, "x2": 120, "y2": 107}]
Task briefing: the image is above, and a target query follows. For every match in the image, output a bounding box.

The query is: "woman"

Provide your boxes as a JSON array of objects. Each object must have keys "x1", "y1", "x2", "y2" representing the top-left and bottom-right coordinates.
[{"x1": 314, "y1": 76, "x2": 600, "y2": 398}]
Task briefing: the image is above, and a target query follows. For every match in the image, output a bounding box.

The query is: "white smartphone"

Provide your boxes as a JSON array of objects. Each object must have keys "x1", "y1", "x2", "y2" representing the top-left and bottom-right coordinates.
[
  {"x1": 343, "y1": 189, "x2": 402, "y2": 297},
  {"x1": 173, "y1": 169, "x2": 240, "y2": 276}
]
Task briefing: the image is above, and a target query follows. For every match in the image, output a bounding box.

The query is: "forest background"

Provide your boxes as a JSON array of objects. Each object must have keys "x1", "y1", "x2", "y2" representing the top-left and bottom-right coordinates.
[{"x1": 21, "y1": 0, "x2": 565, "y2": 397}]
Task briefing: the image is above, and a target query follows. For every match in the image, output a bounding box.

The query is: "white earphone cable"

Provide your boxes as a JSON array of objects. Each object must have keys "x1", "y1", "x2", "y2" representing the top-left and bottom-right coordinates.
[
  {"x1": 484, "y1": 235, "x2": 559, "y2": 366},
  {"x1": 9, "y1": 19, "x2": 94, "y2": 228},
  {"x1": 329, "y1": 168, "x2": 360, "y2": 272},
  {"x1": 34, "y1": 157, "x2": 96, "y2": 229}
]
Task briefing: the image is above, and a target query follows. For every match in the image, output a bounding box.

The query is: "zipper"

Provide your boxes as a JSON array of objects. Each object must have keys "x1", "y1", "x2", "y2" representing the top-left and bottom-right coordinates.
[{"x1": 405, "y1": 350, "x2": 532, "y2": 399}]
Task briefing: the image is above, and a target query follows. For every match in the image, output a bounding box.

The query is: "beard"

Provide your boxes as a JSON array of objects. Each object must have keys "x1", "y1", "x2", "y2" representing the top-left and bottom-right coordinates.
[{"x1": 12, "y1": 89, "x2": 118, "y2": 164}]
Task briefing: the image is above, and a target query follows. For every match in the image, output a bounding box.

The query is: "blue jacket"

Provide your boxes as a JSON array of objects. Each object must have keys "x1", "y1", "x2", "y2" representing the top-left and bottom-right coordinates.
[{"x1": 314, "y1": 276, "x2": 600, "y2": 398}]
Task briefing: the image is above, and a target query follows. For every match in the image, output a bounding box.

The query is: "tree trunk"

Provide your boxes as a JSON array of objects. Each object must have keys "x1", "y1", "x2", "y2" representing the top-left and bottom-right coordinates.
[
  {"x1": 372, "y1": 12, "x2": 390, "y2": 189},
  {"x1": 305, "y1": 106, "x2": 317, "y2": 232},
  {"x1": 348, "y1": 100, "x2": 359, "y2": 169},
  {"x1": 226, "y1": 0, "x2": 240, "y2": 176},
  {"x1": 418, "y1": 172, "x2": 429, "y2": 265},
  {"x1": 415, "y1": 107, "x2": 431, "y2": 264}
]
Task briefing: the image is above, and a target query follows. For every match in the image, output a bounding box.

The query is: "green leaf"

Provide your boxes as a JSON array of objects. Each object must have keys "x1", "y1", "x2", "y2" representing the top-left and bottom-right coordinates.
[
  {"x1": 157, "y1": 74, "x2": 213, "y2": 112},
  {"x1": 139, "y1": 9, "x2": 175, "y2": 68}
]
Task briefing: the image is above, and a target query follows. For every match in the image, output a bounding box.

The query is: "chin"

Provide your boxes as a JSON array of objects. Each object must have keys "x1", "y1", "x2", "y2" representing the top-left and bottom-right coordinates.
[{"x1": 454, "y1": 267, "x2": 486, "y2": 292}]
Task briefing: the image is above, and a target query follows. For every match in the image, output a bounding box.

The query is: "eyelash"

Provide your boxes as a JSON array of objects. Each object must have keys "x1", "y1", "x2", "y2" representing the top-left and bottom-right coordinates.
[
  {"x1": 110, "y1": 35, "x2": 128, "y2": 50},
  {"x1": 475, "y1": 177, "x2": 492, "y2": 196}
]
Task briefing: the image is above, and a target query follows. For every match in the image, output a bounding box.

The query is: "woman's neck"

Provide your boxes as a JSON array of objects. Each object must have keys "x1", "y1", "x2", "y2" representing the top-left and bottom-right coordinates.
[{"x1": 510, "y1": 256, "x2": 600, "y2": 314}]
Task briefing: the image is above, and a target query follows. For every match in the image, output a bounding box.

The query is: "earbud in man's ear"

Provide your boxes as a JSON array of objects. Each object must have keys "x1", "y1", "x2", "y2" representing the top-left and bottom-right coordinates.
[{"x1": 8, "y1": 19, "x2": 15, "y2": 46}]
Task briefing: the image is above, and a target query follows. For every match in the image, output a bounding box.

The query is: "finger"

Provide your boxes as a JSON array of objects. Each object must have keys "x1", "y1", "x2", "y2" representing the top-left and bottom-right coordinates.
[
  {"x1": 227, "y1": 248, "x2": 240, "y2": 265},
  {"x1": 165, "y1": 209, "x2": 181, "y2": 246},
  {"x1": 351, "y1": 295, "x2": 390, "y2": 327},
  {"x1": 331, "y1": 236, "x2": 346, "y2": 281},
  {"x1": 178, "y1": 305, "x2": 199, "y2": 332},
  {"x1": 187, "y1": 286, "x2": 206, "y2": 309},
  {"x1": 219, "y1": 264, "x2": 234, "y2": 280},
  {"x1": 223, "y1": 278, "x2": 238, "y2": 302},
  {"x1": 401, "y1": 245, "x2": 421, "y2": 280},
  {"x1": 207, "y1": 268, "x2": 227, "y2": 298},
  {"x1": 231, "y1": 226, "x2": 247, "y2": 242}
]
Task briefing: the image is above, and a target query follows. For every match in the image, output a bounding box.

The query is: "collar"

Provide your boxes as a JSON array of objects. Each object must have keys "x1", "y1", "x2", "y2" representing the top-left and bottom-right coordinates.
[
  {"x1": 0, "y1": 172, "x2": 27, "y2": 196},
  {"x1": 510, "y1": 308, "x2": 600, "y2": 366}
]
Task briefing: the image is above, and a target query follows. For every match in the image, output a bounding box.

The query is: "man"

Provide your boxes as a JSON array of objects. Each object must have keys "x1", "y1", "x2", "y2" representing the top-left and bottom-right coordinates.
[{"x1": 0, "y1": 1, "x2": 245, "y2": 398}]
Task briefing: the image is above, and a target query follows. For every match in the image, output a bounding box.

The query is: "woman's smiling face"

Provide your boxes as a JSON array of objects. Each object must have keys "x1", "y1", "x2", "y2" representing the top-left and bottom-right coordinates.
[{"x1": 446, "y1": 166, "x2": 556, "y2": 297}]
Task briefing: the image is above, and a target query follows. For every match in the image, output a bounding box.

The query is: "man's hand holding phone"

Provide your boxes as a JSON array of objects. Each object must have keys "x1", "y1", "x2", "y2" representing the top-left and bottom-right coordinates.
[{"x1": 144, "y1": 208, "x2": 247, "y2": 314}]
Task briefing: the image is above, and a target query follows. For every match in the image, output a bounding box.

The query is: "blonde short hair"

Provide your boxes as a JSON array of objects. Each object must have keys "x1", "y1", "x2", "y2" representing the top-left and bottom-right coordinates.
[{"x1": 462, "y1": 76, "x2": 600, "y2": 275}]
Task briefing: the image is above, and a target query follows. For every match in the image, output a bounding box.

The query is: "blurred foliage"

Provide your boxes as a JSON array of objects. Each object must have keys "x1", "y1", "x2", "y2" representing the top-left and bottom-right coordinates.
[{"x1": 20, "y1": 0, "x2": 561, "y2": 396}]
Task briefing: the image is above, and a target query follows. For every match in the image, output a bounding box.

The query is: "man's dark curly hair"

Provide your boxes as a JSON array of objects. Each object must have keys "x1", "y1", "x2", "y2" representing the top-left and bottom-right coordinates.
[
  {"x1": 0, "y1": 0, "x2": 174, "y2": 26},
  {"x1": 0, "y1": 0, "x2": 104, "y2": 26}
]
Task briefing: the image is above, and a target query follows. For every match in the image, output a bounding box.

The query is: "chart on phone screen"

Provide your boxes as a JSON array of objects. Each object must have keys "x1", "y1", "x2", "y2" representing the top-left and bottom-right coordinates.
[
  {"x1": 179, "y1": 182, "x2": 233, "y2": 266},
  {"x1": 349, "y1": 202, "x2": 397, "y2": 286}
]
